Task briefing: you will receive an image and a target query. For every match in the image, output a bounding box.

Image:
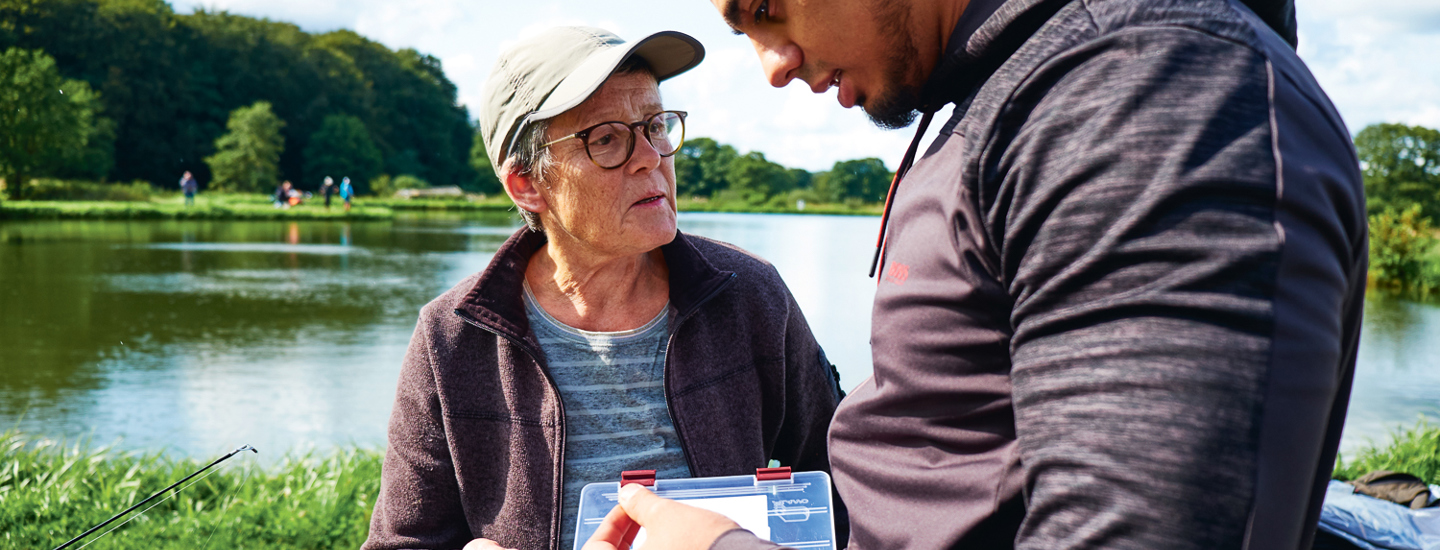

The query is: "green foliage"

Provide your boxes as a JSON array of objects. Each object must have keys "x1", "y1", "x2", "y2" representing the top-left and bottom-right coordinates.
[
  {"x1": 1368, "y1": 205, "x2": 1440, "y2": 295},
  {"x1": 674, "y1": 137, "x2": 738, "y2": 198},
  {"x1": 1356, "y1": 123, "x2": 1440, "y2": 219},
  {"x1": 0, "y1": 431, "x2": 383, "y2": 549},
  {"x1": 0, "y1": 47, "x2": 112, "y2": 199},
  {"x1": 469, "y1": 134, "x2": 503, "y2": 195},
  {"x1": 1334, "y1": 417, "x2": 1440, "y2": 485},
  {"x1": 304, "y1": 114, "x2": 382, "y2": 194},
  {"x1": 727, "y1": 151, "x2": 796, "y2": 204},
  {"x1": 205, "y1": 101, "x2": 286, "y2": 193},
  {"x1": 24, "y1": 178, "x2": 152, "y2": 201},
  {"x1": 814, "y1": 158, "x2": 892, "y2": 203},
  {"x1": 369, "y1": 174, "x2": 430, "y2": 197},
  {"x1": 0, "y1": 0, "x2": 476, "y2": 188}
]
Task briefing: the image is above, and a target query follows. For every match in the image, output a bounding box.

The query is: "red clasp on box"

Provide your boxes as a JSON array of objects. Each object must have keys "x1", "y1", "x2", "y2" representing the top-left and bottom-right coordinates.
[
  {"x1": 756, "y1": 466, "x2": 792, "y2": 481},
  {"x1": 621, "y1": 470, "x2": 656, "y2": 487}
]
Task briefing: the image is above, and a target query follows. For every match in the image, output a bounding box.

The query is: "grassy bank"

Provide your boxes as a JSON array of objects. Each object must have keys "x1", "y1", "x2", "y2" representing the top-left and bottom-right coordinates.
[
  {"x1": 0, "y1": 432, "x2": 382, "y2": 549},
  {"x1": 1334, "y1": 417, "x2": 1440, "y2": 485},
  {"x1": 5, "y1": 420, "x2": 1436, "y2": 548},
  {"x1": 0, "y1": 195, "x2": 395, "y2": 221}
]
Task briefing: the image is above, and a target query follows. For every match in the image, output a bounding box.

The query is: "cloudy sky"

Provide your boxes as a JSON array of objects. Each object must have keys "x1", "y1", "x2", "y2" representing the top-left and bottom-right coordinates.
[{"x1": 169, "y1": 0, "x2": 1440, "y2": 173}]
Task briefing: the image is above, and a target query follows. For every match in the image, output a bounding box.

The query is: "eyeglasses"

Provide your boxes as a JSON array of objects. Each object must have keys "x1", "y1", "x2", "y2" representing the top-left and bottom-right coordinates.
[{"x1": 541, "y1": 111, "x2": 687, "y2": 169}]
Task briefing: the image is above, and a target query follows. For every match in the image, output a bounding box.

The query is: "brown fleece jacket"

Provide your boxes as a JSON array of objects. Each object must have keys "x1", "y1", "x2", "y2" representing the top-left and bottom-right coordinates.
[{"x1": 361, "y1": 228, "x2": 846, "y2": 550}]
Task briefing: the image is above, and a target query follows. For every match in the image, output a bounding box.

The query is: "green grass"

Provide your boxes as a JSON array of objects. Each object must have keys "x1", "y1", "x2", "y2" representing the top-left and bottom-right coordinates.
[
  {"x1": 1334, "y1": 417, "x2": 1440, "y2": 485},
  {"x1": 0, "y1": 432, "x2": 382, "y2": 549},
  {"x1": 0, "y1": 195, "x2": 393, "y2": 221}
]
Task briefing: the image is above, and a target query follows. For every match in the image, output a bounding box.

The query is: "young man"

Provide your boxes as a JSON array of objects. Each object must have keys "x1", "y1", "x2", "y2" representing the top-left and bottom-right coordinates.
[{"x1": 585, "y1": 0, "x2": 1366, "y2": 549}]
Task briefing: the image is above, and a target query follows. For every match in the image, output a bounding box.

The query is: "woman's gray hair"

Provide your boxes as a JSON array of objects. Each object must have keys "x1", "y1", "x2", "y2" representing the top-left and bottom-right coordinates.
[{"x1": 506, "y1": 119, "x2": 554, "y2": 232}]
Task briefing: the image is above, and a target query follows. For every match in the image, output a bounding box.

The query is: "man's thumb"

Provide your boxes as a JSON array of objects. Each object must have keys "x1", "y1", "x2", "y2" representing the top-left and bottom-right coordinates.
[{"x1": 617, "y1": 483, "x2": 666, "y2": 524}]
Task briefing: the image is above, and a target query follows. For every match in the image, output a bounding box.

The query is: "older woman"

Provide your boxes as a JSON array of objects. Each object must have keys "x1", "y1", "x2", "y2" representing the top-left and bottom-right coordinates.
[{"x1": 362, "y1": 27, "x2": 845, "y2": 550}]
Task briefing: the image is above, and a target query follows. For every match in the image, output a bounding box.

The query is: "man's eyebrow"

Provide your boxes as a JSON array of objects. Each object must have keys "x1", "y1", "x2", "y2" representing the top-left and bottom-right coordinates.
[{"x1": 721, "y1": 0, "x2": 746, "y2": 35}]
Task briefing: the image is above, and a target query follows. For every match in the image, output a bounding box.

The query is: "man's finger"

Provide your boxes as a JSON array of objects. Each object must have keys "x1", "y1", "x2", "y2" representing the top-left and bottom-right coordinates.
[{"x1": 582, "y1": 496, "x2": 640, "y2": 550}]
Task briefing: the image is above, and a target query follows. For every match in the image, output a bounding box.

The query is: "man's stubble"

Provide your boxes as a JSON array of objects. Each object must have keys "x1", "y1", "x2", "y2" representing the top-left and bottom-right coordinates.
[{"x1": 861, "y1": 0, "x2": 926, "y2": 130}]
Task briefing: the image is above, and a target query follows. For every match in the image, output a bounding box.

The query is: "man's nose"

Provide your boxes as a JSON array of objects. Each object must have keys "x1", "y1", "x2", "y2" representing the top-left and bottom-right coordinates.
[{"x1": 753, "y1": 39, "x2": 801, "y2": 88}]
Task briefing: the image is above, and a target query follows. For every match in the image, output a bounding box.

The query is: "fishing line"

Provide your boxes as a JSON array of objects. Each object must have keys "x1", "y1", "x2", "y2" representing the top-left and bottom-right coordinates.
[
  {"x1": 52, "y1": 445, "x2": 258, "y2": 550},
  {"x1": 198, "y1": 457, "x2": 255, "y2": 550},
  {"x1": 69, "y1": 465, "x2": 225, "y2": 550}
]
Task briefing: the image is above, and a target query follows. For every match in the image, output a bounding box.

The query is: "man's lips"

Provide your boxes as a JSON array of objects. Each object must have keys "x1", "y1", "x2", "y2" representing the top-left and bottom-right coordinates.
[
  {"x1": 808, "y1": 70, "x2": 855, "y2": 109},
  {"x1": 809, "y1": 70, "x2": 840, "y2": 93}
]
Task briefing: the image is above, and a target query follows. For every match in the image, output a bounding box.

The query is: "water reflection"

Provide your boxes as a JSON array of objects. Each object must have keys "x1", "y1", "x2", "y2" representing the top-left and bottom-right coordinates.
[{"x1": 0, "y1": 214, "x2": 1434, "y2": 459}]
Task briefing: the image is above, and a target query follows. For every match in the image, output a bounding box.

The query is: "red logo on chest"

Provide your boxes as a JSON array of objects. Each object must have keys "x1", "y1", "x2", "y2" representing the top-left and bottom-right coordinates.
[{"x1": 885, "y1": 261, "x2": 910, "y2": 285}]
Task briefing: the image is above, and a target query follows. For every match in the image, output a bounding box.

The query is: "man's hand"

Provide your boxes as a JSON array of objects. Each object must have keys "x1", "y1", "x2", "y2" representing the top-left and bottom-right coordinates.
[
  {"x1": 582, "y1": 483, "x2": 740, "y2": 550},
  {"x1": 463, "y1": 538, "x2": 516, "y2": 550}
]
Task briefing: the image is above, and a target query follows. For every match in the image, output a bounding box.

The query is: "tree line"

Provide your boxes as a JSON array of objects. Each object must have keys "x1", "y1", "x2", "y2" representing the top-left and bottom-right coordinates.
[
  {"x1": 1357, "y1": 123, "x2": 1440, "y2": 295},
  {"x1": 0, "y1": 0, "x2": 476, "y2": 197},
  {"x1": 674, "y1": 137, "x2": 894, "y2": 205}
]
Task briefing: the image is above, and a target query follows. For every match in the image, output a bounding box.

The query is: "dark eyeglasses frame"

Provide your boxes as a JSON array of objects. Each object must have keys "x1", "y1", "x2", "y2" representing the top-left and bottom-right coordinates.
[{"x1": 540, "y1": 111, "x2": 688, "y2": 169}]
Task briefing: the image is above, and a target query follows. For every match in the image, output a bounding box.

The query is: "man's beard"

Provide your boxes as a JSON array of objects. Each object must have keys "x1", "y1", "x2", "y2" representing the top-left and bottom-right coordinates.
[{"x1": 861, "y1": 0, "x2": 924, "y2": 130}]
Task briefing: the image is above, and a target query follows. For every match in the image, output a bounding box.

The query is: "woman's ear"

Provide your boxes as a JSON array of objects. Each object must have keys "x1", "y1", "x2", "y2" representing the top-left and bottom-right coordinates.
[{"x1": 501, "y1": 159, "x2": 547, "y2": 216}]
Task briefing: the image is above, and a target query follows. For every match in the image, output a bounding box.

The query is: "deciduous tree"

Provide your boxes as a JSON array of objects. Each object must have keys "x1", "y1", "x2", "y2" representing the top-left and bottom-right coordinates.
[
  {"x1": 1356, "y1": 123, "x2": 1440, "y2": 219},
  {"x1": 814, "y1": 158, "x2": 892, "y2": 203},
  {"x1": 0, "y1": 47, "x2": 107, "y2": 199},
  {"x1": 204, "y1": 101, "x2": 285, "y2": 193},
  {"x1": 727, "y1": 151, "x2": 795, "y2": 204},
  {"x1": 674, "y1": 137, "x2": 738, "y2": 198},
  {"x1": 304, "y1": 114, "x2": 382, "y2": 194}
]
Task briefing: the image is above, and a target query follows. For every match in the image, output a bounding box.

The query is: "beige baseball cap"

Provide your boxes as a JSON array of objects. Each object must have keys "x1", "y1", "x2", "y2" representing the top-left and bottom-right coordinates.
[{"x1": 478, "y1": 27, "x2": 705, "y2": 178}]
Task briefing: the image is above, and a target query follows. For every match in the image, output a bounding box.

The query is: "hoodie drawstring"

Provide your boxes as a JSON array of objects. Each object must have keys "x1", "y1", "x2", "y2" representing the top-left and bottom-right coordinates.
[{"x1": 869, "y1": 110, "x2": 937, "y2": 278}]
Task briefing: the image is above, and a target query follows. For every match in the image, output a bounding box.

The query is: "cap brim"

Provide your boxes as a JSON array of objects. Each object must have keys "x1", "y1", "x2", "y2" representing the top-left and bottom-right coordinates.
[{"x1": 529, "y1": 30, "x2": 705, "y2": 122}]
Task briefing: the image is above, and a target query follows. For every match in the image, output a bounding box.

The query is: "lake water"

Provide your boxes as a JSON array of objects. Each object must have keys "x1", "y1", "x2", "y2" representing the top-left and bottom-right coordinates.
[{"x1": 1, "y1": 213, "x2": 1436, "y2": 461}]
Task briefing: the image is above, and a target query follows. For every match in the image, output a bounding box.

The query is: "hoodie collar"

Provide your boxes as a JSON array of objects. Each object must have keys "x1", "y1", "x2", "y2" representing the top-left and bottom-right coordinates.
[{"x1": 919, "y1": 0, "x2": 1070, "y2": 113}]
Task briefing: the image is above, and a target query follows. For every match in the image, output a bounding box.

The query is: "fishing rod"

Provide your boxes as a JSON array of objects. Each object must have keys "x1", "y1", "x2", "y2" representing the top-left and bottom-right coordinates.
[{"x1": 52, "y1": 444, "x2": 258, "y2": 550}]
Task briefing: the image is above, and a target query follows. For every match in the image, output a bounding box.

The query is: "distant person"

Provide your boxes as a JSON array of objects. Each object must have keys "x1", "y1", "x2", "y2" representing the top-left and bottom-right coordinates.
[
  {"x1": 179, "y1": 171, "x2": 198, "y2": 207},
  {"x1": 274, "y1": 180, "x2": 294, "y2": 209},
  {"x1": 339, "y1": 177, "x2": 354, "y2": 212},
  {"x1": 320, "y1": 176, "x2": 336, "y2": 210},
  {"x1": 360, "y1": 27, "x2": 845, "y2": 550}
]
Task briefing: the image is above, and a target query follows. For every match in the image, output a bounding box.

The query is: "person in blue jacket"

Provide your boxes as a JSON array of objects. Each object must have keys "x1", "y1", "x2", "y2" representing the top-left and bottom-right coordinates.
[{"x1": 339, "y1": 177, "x2": 354, "y2": 212}]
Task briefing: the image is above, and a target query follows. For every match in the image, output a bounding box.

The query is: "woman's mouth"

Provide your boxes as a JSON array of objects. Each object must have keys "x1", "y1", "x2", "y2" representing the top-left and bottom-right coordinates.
[{"x1": 633, "y1": 194, "x2": 665, "y2": 207}]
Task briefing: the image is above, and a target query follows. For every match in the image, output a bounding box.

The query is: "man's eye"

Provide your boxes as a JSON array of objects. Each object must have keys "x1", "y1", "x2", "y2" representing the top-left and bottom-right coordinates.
[{"x1": 754, "y1": 0, "x2": 769, "y2": 23}]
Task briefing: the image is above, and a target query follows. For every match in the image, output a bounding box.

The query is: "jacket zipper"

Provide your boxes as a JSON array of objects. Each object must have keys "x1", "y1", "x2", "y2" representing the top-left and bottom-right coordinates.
[
  {"x1": 454, "y1": 311, "x2": 568, "y2": 550},
  {"x1": 662, "y1": 273, "x2": 739, "y2": 477}
]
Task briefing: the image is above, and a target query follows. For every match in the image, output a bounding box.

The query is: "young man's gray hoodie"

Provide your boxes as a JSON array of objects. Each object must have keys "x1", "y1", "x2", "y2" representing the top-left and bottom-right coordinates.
[{"x1": 714, "y1": 0, "x2": 1366, "y2": 548}]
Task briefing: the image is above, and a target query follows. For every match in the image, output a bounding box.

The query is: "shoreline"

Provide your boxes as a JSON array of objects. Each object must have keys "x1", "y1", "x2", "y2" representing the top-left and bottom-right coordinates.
[{"x1": 0, "y1": 196, "x2": 884, "y2": 221}]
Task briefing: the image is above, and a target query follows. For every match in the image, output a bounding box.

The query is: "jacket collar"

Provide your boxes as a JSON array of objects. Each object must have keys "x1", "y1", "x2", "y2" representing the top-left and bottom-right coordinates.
[{"x1": 453, "y1": 228, "x2": 734, "y2": 349}]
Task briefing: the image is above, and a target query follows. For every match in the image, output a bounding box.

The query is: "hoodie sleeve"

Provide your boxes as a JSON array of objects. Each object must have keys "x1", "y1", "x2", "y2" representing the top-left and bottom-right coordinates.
[{"x1": 984, "y1": 25, "x2": 1362, "y2": 550}]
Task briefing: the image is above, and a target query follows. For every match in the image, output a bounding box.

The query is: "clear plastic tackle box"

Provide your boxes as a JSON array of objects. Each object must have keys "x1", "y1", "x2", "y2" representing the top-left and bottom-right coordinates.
[{"x1": 572, "y1": 467, "x2": 838, "y2": 550}]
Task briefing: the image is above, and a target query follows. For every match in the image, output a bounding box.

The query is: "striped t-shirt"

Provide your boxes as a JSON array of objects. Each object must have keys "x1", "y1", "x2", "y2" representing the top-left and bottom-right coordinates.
[{"x1": 522, "y1": 283, "x2": 692, "y2": 546}]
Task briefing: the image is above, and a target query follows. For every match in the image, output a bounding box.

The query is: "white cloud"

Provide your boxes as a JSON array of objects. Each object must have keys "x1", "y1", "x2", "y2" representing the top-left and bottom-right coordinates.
[
  {"x1": 171, "y1": 0, "x2": 1440, "y2": 170},
  {"x1": 1296, "y1": 0, "x2": 1440, "y2": 133}
]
